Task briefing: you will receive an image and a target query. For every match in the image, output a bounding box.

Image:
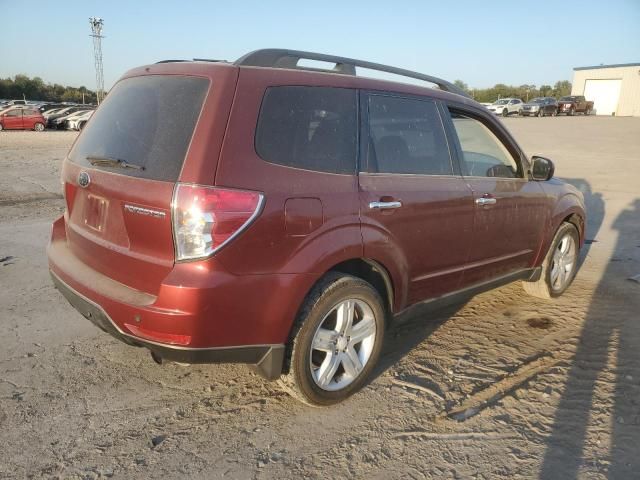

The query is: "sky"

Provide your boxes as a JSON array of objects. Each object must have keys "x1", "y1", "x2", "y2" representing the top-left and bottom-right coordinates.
[{"x1": 1, "y1": 0, "x2": 638, "y2": 91}]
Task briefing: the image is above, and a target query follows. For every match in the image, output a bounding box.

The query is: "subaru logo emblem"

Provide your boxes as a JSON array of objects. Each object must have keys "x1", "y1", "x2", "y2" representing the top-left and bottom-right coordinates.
[{"x1": 78, "y1": 171, "x2": 91, "y2": 188}]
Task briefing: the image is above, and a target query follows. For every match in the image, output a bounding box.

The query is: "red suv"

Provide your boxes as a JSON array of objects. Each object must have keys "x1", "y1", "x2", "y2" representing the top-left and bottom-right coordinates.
[
  {"x1": 48, "y1": 49, "x2": 585, "y2": 405},
  {"x1": 0, "y1": 107, "x2": 46, "y2": 131}
]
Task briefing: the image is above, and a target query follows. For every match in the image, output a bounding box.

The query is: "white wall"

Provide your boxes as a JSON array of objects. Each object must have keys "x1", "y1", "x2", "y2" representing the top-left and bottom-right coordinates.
[{"x1": 572, "y1": 66, "x2": 640, "y2": 117}]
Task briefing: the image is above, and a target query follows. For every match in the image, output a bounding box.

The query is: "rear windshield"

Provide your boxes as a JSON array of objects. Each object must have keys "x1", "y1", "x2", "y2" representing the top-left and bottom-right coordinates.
[{"x1": 69, "y1": 75, "x2": 209, "y2": 182}]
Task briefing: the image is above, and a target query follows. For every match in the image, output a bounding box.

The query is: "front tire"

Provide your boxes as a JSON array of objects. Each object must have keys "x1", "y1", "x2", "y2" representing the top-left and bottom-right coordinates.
[
  {"x1": 523, "y1": 222, "x2": 579, "y2": 299},
  {"x1": 280, "y1": 273, "x2": 386, "y2": 406},
  {"x1": 502, "y1": 108, "x2": 508, "y2": 117},
  {"x1": 538, "y1": 109, "x2": 544, "y2": 117}
]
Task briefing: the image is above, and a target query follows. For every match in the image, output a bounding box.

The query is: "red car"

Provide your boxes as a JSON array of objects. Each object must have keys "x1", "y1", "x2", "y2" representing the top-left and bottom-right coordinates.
[
  {"x1": 0, "y1": 107, "x2": 46, "y2": 131},
  {"x1": 48, "y1": 49, "x2": 586, "y2": 405}
]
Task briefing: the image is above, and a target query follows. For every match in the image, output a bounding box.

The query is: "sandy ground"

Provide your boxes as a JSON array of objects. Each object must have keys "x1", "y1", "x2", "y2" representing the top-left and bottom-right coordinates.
[{"x1": 0, "y1": 117, "x2": 639, "y2": 479}]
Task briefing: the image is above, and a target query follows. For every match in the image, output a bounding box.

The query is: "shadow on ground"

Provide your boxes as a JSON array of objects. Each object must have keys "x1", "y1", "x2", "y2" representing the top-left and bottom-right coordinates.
[{"x1": 540, "y1": 197, "x2": 640, "y2": 479}]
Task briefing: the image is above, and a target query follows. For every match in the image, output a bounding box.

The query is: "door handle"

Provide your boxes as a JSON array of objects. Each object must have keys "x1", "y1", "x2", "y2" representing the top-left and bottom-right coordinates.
[
  {"x1": 369, "y1": 201, "x2": 402, "y2": 210},
  {"x1": 475, "y1": 197, "x2": 497, "y2": 206}
]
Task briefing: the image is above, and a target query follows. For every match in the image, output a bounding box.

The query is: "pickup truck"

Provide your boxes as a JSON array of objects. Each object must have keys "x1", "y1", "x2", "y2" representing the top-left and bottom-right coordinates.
[{"x1": 557, "y1": 95, "x2": 594, "y2": 115}]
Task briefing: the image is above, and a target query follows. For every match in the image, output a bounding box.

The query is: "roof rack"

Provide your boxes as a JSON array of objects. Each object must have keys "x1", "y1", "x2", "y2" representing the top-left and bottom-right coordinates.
[{"x1": 234, "y1": 49, "x2": 470, "y2": 98}]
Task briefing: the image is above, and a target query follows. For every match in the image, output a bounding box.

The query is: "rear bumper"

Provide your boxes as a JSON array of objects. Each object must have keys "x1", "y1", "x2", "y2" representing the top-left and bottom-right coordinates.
[
  {"x1": 50, "y1": 271, "x2": 284, "y2": 379},
  {"x1": 47, "y1": 215, "x2": 318, "y2": 379}
]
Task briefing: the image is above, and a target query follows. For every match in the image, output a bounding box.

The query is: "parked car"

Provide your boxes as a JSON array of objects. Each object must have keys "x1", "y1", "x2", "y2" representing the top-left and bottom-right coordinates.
[
  {"x1": 521, "y1": 97, "x2": 558, "y2": 117},
  {"x1": 0, "y1": 107, "x2": 46, "y2": 131},
  {"x1": 46, "y1": 107, "x2": 86, "y2": 128},
  {"x1": 52, "y1": 109, "x2": 93, "y2": 129},
  {"x1": 65, "y1": 110, "x2": 94, "y2": 130},
  {"x1": 557, "y1": 95, "x2": 594, "y2": 115},
  {"x1": 48, "y1": 49, "x2": 586, "y2": 405},
  {"x1": 486, "y1": 98, "x2": 523, "y2": 116},
  {"x1": 40, "y1": 103, "x2": 67, "y2": 113}
]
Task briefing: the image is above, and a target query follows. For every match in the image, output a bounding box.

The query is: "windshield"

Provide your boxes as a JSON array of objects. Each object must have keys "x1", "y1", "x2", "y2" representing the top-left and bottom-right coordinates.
[
  {"x1": 494, "y1": 100, "x2": 509, "y2": 105},
  {"x1": 69, "y1": 75, "x2": 209, "y2": 182},
  {"x1": 560, "y1": 96, "x2": 576, "y2": 101},
  {"x1": 529, "y1": 98, "x2": 544, "y2": 103}
]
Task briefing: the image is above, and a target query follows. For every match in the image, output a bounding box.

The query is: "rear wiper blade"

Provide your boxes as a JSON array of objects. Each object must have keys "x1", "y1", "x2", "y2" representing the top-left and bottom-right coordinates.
[{"x1": 87, "y1": 155, "x2": 145, "y2": 170}]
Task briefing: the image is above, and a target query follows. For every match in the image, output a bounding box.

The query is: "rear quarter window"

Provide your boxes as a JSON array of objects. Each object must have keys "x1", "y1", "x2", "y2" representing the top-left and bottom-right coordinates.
[
  {"x1": 255, "y1": 86, "x2": 357, "y2": 174},
  {"x1": 69, "y1": 75, "x2": 209, "y2": 182}
]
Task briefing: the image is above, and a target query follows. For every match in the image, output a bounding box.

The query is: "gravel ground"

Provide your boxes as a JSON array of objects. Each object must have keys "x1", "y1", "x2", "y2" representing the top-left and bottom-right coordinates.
[{"x1": 0, "y1": 117, "x2": 639, "y2": 479}]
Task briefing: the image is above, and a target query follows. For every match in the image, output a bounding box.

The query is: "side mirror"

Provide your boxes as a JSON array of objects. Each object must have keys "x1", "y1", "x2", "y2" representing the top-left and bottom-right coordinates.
[{"x1": 531, "y1": 156, "x2": 555, "y2": 181}]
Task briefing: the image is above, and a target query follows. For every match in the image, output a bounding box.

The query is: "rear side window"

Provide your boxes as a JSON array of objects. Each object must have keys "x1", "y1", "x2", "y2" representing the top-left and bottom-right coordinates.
[
  {"x1": 366, "y1": 95, "x2": 452, "y2": 175},
  {"x1": 255, "y1": 86, "x2": 357, "y2": 174},
  {"x1": 69, "y1": 75, "x2": 209, "y2": 181}
]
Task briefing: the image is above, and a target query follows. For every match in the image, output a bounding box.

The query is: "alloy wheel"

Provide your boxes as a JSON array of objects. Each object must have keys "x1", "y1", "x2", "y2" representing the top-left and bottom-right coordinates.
[
  {"x1": 309, "y1": 299, "x2": 377, "y2": 391},
  {"x1": 550, "y1": 234, "x2": 576, "y2": 291}
]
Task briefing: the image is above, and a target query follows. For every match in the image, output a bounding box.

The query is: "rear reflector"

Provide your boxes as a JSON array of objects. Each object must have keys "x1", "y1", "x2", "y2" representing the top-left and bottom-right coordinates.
[{"x1": 172, "y1": 184, "x2": 263, "y2": 261}]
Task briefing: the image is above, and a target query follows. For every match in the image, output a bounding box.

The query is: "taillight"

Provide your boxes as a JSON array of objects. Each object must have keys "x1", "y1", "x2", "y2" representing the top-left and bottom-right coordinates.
[{"x1": 172, "y1": 183, "x2": 263, "y2": 261}]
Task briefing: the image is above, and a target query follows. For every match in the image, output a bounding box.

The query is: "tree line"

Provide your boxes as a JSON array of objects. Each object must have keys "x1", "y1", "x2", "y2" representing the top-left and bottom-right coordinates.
[
  {"x1": 0, "y1": 75, "x2": 98, "y2": 104},
  {"x1": 453, "y1": 80, "x2": 572, "y2": 103},
  {"x1": 1, "y1": 73, "x2": 572, "y2": 106}
]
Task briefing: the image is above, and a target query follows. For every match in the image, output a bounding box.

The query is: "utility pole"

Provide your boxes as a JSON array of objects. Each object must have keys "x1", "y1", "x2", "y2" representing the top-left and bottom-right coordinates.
[{"x1": 89, "y1": 17, "x2": 105, "y2": 105}]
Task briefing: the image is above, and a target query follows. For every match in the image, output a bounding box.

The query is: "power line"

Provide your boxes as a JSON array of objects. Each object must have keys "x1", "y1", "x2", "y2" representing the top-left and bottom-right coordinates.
[{"x1": 89, "y1": 17, "x2": 105, "y2": 105}]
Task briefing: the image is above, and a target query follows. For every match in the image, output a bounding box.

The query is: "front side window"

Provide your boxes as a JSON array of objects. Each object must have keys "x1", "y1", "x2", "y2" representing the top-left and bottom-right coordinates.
[
  {"x1": 449, "y1": 112, "x2": 519, "y2": 178},
  {"x1": 255, "y1": 86, "x2": 357, "y2": 174},
  {"x1": 366, "y1": 95, "x2": 452, "y2": 175}
]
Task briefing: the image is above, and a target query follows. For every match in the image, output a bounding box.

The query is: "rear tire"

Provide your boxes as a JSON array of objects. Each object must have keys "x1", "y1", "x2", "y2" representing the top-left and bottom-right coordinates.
[
  {"x1": 279, "y1": 273, "x2": 386, "y2": 406},
  {"x1": 523, "y1": 222, "x2": 580, "y2": 299},
  {"x1": 34, "y1": 122, "x2": 45, "y2": 132},
  {"x1": 502, "y1": 108, "x2": 508, "y2": 117},
  {"x1": 538, "y1": 109, "x2": 544, "y2": 117},
  {"x1": 584, "y1": 108, "x2": 590, "y2": 115},
  {"x1": 568, "y1": 107, "x2": 575, "y2": 116}
]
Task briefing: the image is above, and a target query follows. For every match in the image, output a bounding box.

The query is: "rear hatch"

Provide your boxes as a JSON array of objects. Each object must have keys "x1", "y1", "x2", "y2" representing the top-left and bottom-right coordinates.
[{"x1": 62, "y1": 74, "x2": 210, "y2": 295}]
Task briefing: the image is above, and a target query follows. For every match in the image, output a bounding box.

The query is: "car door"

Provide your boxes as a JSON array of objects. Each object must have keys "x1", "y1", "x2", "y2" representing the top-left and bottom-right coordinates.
[
  {"x1": 22, "y1": 109, "x2": 35, "y2": 129},
  {"x1": 3, "y1": 109, "x2": 23, "y2": 129},
  {"x1": 358, "y1": 93, "x2": 475, "y2": 305},
  {"x1": 442, "y1": 105, "x2": 548, "y2": 287},
  {"x1": 509, "y1": 99, "x2": 520, "y2": 114}
]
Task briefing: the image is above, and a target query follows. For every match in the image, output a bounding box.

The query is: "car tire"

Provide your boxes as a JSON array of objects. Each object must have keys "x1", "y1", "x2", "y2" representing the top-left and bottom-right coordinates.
[
  {"x1": 502, "y1": 108, "x2": 508, "y2": 117},
  {"x1": 552, "y1": 109, "x2": 557, "y2": 117},
  {"x1": 522, "y1": 222, "x2": 580, "y2": 299},
  {"x1": 538, "y1": 109, "x2": 544, "y2": 117},
  {"x1": 569, "y1": 107, "x2": 575, "y2": 116},
  {"x1": 34, "y1": 123, "x2": 45, "y2": 132},
  {"x1": 279, "y1": 272, "x2": 386, "y2": 406},
  {"x1": 584, "y1": 108, "x2": 590, "y2": 116},
  {"x1": 0, "y1": 123, "x2": 3, "y2": 132}
]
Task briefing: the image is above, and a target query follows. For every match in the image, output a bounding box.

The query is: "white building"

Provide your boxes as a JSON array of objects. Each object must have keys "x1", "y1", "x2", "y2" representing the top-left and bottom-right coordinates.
[{"x1": 571, "y1": 63, "x2": 640, "y2": 116}]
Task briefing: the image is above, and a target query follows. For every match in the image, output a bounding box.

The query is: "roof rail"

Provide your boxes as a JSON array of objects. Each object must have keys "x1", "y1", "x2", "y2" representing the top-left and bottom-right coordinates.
[
  {"x1": 234, "y1": 49, "x2": 470, "y2": 99},
  {"x1": 156, "y1": 58, "x2": 225, "y2": 64}
]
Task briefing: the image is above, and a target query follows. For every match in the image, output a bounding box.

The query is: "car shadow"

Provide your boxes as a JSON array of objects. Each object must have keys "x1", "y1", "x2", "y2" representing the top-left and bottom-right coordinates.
[{"x1": 539, "y1": 198, "x2": 640, "y2": 478}]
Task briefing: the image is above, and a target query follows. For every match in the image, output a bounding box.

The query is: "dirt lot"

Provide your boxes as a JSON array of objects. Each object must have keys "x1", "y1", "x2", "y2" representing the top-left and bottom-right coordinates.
[{"x1": 1, "y1": 116, "x2": 639, "y2": 479}]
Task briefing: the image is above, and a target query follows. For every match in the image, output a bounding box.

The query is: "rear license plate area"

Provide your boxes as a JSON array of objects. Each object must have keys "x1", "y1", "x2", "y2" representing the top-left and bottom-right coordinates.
[{"x1": 84, "y1": 194, "x2": 108, "y2": 232}]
